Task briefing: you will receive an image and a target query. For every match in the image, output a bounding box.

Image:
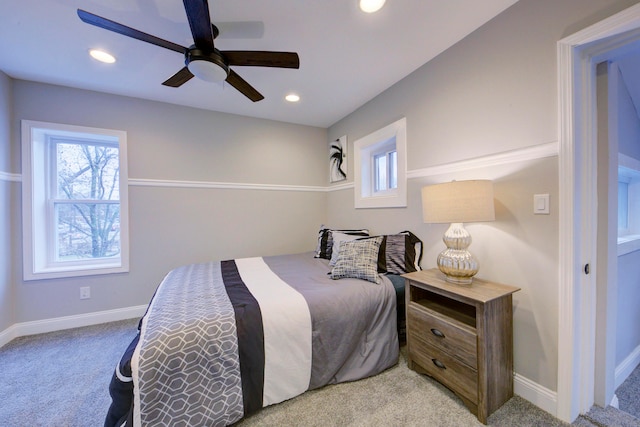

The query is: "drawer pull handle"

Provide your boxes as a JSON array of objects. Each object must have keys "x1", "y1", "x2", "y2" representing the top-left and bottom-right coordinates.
[
  {"x1": 432, "y1": 359, "x2": 446, "y2": 370},
  {"x1": 431, "y1": 328, "x2": 445, "y2": 338}
]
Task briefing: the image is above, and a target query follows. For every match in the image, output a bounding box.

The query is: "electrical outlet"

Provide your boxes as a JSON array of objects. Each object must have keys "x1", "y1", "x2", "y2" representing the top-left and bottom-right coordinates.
[{"x1": 80, "y1": 286, "x2": 91, "y2": 300}]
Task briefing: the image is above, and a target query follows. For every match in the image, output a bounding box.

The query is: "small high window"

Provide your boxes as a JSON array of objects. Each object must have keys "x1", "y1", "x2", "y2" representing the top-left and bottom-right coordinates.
[{"x1": 354, "y1": 117, "x2": 407, "y2": 208}]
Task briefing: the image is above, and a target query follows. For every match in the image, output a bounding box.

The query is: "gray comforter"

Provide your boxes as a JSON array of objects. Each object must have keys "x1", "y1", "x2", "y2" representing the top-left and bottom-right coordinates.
[{"x1": 107, "y1": 252, "x2": 399, "y2": 427}]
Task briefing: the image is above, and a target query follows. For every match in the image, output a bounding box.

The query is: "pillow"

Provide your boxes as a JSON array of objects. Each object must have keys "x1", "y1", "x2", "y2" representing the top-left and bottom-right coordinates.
[
  {"x1": 378, "y1": 231, "x2": 423, "y2": 274},
  {"x1": 402, "y1": 230, "x2": 423, "y2": 271},
  {"x1": 330, "y1": 236, "x2": 383, "y2": 284},
  {"x1": 314, "y1": 225, "x2": 369, "y2": 260},
  {"x1": 329, "y1": 232, "x2": 363, "y2": 266}
]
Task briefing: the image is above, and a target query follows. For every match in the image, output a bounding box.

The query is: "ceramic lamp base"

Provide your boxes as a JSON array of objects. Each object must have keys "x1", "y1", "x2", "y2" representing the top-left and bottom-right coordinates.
[{"x1": 437, "y1": 223, "x2": 479, "y2": 285}]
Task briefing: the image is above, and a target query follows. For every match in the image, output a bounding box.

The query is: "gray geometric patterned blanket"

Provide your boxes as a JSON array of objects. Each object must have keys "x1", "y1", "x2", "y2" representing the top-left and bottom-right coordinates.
[
  {"x1": 105, "y1": 253, "x2": 399, "y2": 427},
  {"x1": 132, "y1": 261, "x2": 246, "y2": 426}
]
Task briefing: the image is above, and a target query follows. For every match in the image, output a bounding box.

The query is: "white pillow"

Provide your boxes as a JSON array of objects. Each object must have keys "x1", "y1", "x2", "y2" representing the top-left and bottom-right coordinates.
[{"x1": 329, "y1": 232, "x2": 362, "y2": 266}]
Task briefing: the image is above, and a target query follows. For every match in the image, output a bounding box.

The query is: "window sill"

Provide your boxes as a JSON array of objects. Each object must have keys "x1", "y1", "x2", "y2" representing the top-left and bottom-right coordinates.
[
  {"x1": 618, "y1": 234, "x2": 640, "y2": 256},
  {"x1": 24, "y1": 263, "x2": 128, "y2": 281}
]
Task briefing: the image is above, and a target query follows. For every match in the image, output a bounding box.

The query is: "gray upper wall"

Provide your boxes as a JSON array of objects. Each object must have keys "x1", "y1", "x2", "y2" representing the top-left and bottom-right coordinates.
[
  {"x1": 617, "y1": 69, "x2": 640, "y2": 159},
  {"x1": 0, "y1": 72, "x2": 10, "y2": 172},
  {"x1": 12, "y1": 81, "x2": 327, "y2": 186},
  {"x1": 0, "y1": 71, "x2": 13, "y2": 332}
]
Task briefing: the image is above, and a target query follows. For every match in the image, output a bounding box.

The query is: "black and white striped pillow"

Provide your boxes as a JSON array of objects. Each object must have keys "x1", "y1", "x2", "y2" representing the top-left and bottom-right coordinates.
[
  {"x1": 314, "y1": 225, "x2": 369, "y2": 260},
  {"x1": 379, "y1": 231, "x2": 423, "y2": 274}
]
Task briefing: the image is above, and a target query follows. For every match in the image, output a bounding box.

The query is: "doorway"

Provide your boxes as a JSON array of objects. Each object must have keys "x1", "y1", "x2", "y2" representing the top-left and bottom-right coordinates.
[
  {"x1": 600, "y1": 51, "x2": 640, "y2": 419},
  {"x1": 557, "y1": 3, "x2": 640, "y2": 423}
]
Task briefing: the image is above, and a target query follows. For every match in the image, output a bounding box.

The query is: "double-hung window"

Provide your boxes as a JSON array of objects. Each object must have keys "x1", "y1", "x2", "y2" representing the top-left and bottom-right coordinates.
[{"x1": 22, "y1": 120, "x2": 129, "y2": 280}]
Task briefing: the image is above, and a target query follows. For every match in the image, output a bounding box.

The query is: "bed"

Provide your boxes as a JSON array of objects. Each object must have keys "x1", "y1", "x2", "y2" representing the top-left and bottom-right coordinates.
[{"x1": 104, "y1": 229, "x2": 421, "y2": 427}]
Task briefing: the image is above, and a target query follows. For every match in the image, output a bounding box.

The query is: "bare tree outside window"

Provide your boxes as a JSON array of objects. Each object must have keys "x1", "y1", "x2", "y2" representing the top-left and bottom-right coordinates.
[{"x1": 54, "y1": 140, "x2": 121, "y2": 261}]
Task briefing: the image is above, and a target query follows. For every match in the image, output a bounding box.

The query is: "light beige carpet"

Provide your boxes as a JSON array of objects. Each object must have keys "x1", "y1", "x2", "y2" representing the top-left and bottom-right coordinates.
[{"x1": 1, "y1": 319, "x2": 637, "y2": 426}]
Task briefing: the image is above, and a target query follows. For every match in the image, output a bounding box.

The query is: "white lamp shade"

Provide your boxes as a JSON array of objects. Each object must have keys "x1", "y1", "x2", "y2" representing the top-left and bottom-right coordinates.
[{"x1": 422, "y1": 180, "x2": 495, "y2": 224}]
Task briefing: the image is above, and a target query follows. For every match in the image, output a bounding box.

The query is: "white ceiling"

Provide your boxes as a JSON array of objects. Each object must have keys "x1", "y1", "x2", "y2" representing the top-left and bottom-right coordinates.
[{"x1": 0, "y1": 0, "x2": 519, "y2": 128}]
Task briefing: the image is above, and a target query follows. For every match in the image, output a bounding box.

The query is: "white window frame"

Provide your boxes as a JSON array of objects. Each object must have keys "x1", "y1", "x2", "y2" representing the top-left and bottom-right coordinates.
[
  {"x1": 618, "y1": 153, "x2": 640, "y2": 256},
  {"x1": 354, "y1": 117, "x2": 407, "y2": 208},
  {"x1": 22, "y1": 120, "x2": 129, "y2": 280},
  {"x1": 373, "y1": 147, "x2": 397, "y2": 193}
]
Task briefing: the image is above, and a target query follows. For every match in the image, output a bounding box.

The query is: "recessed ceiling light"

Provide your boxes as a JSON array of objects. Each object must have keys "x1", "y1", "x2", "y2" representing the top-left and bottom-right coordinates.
[
  {"x1": 359, "y1": 0, "x2": 386, "y2": 13},
  {"x1": 89, "y1": 49, "x2": 116, "y2": 64},
  {"x1": 285, "y1": 93, "x2": 300, "y2": 103}
]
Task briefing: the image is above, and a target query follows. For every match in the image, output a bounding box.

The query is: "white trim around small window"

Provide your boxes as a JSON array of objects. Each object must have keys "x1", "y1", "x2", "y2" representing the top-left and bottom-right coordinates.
[
  {"x1": 22, "y1": 120, "x2": 129, "y2": 280},
  {"x1": 354, "y1": 117, "x2": 407, "y2": 208}
]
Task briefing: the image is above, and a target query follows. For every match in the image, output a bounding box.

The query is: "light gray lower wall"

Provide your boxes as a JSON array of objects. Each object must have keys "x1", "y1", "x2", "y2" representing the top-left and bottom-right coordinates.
[
  {"x1": 326, "y1": 0, "x2": 639, "y2": 395},
  {"x1": 0, "y1": 71, "x2": 13, "y2": 333},
  {"x1": 0, "y1": 181, "x2": 13, "y2": 333},
  {"x1": 9, "y1": 80, "x2": 328, "y2": 324}
]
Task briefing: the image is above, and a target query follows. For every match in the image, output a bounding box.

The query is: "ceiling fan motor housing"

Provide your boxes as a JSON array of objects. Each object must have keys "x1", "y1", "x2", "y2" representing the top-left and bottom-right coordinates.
[{"x1": 186, "y1": 47, "x2": 229, "y2": 82}]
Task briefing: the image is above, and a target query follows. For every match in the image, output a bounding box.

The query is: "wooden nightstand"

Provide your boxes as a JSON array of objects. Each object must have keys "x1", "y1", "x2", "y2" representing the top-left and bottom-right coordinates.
[{"x1": 403, "y1": 268, "x2": 520, "y2": 424}]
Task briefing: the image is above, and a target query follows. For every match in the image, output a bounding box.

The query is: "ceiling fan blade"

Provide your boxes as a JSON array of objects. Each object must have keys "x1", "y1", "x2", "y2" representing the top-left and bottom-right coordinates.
[
  {"x1": 77, "y1": 9, "x2": 186, "y2": 54},
  {"x1": 225, "y1": 70, "x2": 264, "y2": 102},
  {"x1": 223, "y1": 51, "x2": 300, "y2": 69},
  {"x1": 183, "y1": 0, "x2": 215, "y2": 49},
  {"x1": 162, "y1": 67, "x2": 195, "y2": 87}
]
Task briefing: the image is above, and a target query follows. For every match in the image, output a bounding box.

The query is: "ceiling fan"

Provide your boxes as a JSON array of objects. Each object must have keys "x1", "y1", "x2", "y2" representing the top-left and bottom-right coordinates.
[{"x1": 77, "y1": 0, "x2": 300, "y2": 102}]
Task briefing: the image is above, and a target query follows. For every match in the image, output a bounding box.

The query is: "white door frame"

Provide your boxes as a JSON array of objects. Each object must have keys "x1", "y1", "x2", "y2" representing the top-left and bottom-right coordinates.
[{"x1": 557, "y1": 3, "x2": 640, "y2": 422}]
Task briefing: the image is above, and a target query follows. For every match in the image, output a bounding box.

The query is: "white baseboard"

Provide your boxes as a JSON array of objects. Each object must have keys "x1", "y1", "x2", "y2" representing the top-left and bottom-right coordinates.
[
  {"x1": 610, "y1": 394, "x2": 619, "y2": 409},
  {"x1": 510, "y1": 343, "x2": 639, "y2": 415},
  {"x1": 0, "y1": 305, "x2": 147, "y2": 348},
  {"x1": 615, "y1": 344, "x2": 640, "y2": 389},
  {"x1": 514, "y1": 372, "x2": 558, "y2": 417}
]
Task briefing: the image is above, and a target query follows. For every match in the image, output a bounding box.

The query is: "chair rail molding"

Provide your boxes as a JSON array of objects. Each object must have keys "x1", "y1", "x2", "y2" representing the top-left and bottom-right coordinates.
[
  {"x1": 407, "y1": 142, "x2": 558, "y2": 179},
  {"x1": 0, "y1": 170, "x2": 21, "y2": 182}
]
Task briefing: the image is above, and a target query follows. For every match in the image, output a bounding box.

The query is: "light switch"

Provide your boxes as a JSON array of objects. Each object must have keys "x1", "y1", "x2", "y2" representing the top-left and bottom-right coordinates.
[{"x1": 534, "y1": 194, "x2": 549, "y2": 215}]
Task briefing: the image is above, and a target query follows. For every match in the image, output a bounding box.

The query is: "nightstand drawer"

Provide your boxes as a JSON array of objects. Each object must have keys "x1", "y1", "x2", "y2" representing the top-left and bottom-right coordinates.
[
  {"x1": 409, "y1": 338, "x2": 478, "y2": 404},
  {"x1": 407, "y1": 302, "x2": 477, "y2": 369}
]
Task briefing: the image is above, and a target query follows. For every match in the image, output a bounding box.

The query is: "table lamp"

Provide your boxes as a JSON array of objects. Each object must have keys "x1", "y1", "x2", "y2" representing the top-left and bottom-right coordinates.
[{"x1": 422, "y1": 180, "x2": 495, "y2": 284}]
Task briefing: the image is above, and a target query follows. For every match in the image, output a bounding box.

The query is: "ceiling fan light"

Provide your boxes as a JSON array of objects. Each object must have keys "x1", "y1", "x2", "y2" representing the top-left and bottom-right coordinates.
[
  {"x1": 359, "y1": 0, "x2": 386, "y2": 13},
  {"x1": 188, "y1": 59, "x2": 228, "y2": 83},
  {"x1": 89, "y1": 49, "x2": 116, "y2": 64},
  {"x1": 285, "y1": 93, "x2": 300, "y2": 102}
]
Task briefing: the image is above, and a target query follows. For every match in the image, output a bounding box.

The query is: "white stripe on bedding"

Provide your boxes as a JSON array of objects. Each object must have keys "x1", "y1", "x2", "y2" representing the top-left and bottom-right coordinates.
[{"x1": 235, "y1": 257, "x2": 313, "y2": 406}]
